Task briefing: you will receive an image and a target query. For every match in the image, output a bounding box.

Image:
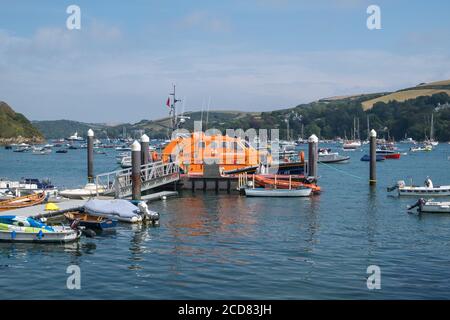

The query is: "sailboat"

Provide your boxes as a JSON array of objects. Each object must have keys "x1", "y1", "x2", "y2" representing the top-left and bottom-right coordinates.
[
  {"x1": 342, "y1": 118, "x2": 362, "y2": 150},
  {"x1": 425, "y1": 113, "x2": 438, "y2": 146}
]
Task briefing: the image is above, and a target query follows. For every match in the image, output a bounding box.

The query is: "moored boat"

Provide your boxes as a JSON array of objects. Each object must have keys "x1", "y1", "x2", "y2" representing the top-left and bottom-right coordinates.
[
  {"x1": 59, "y1": 183, "x2": 106, "y2": 199},
  {"x1": 244, "y1": 187, "x2": 312, "y2": 197},
  {"x1": 376, "y1": 149, "x2": 401, "y2": 159},
  {"x1": 318, "y1": 148, "x2": 350, "y2": 163},
  {"x1": 64, "y1": 211, "x2": 117, "y2": 230},
  {"x1": 360, "y1": 154, "x2": 385, "y2": 162},
  {"x1": 0, "y1": 192, "x2": 47, "y2": 212},
  {"x1": 388, "y1": 179, "x2": 450, "y2": 197},
  {"x1": 0, "y1": 216, "x2": 80, "y2": 243},
  {"x1": 83, "y1": 199, "x2": 145, "y2": 223},
  {"x1": 408, "y1": 198, "x2": 450, "y2": 213}
]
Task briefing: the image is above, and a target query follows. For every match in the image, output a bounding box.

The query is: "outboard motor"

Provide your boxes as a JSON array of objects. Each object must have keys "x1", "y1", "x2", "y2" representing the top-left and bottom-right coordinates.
[
  {"x1": 138, "y1": 201, "x2": 160, "y2": 226},
  {"x1": 408, "y1": 198, "x2": 426, "y2": 211}
]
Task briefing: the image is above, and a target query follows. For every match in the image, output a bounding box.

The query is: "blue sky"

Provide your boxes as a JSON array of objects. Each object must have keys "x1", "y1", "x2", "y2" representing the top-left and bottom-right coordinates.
[{"x1": 1, "y1": 0, "x2": 449, "y2": 122}]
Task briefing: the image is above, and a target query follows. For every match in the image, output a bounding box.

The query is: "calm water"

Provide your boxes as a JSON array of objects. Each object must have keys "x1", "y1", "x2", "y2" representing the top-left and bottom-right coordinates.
[{"x1": 1, "y1": 145, "x2": 450, "y2": 299}]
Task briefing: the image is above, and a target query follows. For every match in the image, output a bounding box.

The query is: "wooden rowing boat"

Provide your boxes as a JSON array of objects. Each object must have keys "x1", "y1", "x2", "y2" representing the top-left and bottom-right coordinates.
[
  {"x1": 0, "y1": 192, "x2": 47, "y2": 212},
  {"x1": 245, "y1": 187, "x2": 312, "y2": 197},
  {"x1": 64, "y1": 211, "x2": 117, "y2": 230},
  {"x1": 253, "y1": 175, "x2": 321, "y2": 193}
]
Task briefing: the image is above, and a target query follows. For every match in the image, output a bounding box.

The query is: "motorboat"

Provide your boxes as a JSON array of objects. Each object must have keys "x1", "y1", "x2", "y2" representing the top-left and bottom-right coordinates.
[
  {"x1": 318, "y1": 148, "x2": 350, "y2": 163},
  {"x1": 59, "y1": 183, "x2": 106, "y2": 200},
  {"x1": 66, "y1": 132, "x2": 84, "y2": 141},
  {"x1": 388, "y1": 179, "x2": 450, "y2": 197},
  {"x1": 408, "y1": 198, "x2": 450, "y2": 213},
  {"x1": 376, "y1": 149, "x2": 400, "y2": 159},
  {"x1": 410, "y1": 145, "x2": 432, "y2": 152}
]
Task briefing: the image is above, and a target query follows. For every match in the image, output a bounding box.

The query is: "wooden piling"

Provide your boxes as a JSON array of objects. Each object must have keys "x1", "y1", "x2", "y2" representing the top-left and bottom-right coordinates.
[
  {"x1": 308, "y1": 134, "x2": 318, "y2": 179},
  {"x1": 140, "y1": 134, "x2": 150, "y2": 165},
  {"x1": 87, "y1": 129, "x2": 94, "y2": 183},
  {"x1": 131, "y1": 140, "x2": 142, "y2": 200},
  {"x1": 370, "y1": 129, "x2": 377, "y2": 185}
]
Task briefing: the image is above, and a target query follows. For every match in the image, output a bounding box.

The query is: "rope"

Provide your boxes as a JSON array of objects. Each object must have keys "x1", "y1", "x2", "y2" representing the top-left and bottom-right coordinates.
[{"x1": 318, "y1": 161, "x2": 363, "y2": 180}]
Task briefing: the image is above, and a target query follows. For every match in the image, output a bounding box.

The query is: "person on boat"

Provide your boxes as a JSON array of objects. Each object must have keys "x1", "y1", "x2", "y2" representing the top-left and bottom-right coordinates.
[{"x1": 424, "y1": 177, "x2": 433, "y2": 188}]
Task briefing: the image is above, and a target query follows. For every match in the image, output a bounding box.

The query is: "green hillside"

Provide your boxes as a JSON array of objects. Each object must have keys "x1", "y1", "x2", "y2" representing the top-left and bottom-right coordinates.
[{"x1": 0, "y1": 101, "x2": 43, "y2": 143}]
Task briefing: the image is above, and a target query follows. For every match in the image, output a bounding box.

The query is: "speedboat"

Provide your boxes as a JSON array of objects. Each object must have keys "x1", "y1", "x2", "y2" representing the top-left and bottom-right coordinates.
[
  {"x1": 388, "y1": 179, "x2": 450, "y2": 197},
  {"x1": 376, "y1": 149, "x2": 400, "y2": 159}
]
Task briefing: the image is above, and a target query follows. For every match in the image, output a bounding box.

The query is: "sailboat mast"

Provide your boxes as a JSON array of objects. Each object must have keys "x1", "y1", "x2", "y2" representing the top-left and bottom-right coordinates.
[{"x1": 430, "y1": 112, "x2": 434, "y2": 141}]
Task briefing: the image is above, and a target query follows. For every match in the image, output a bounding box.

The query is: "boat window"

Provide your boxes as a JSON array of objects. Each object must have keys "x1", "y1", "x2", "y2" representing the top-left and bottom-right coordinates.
[
  {"x1": 197, "y1": 142, "x2": 205, "y2": 149},
  {"x1": 210, "y1": 141, "x2": 218, "y2": 149}
]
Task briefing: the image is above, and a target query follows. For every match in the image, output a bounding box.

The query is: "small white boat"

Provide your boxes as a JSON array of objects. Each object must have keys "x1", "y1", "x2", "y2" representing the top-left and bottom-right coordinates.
[
  {"x1": 408, "y1": 199, "x2": 450, "y2": 213},
  {"x1": 0, "y1": 217, "x2": 80, "y2": 243},
  {"x1": 318, "y1": 148, "x2": 350, "y2": 163},
  {"x1": 59, "y1": 183, "x2": 106, "y2": 199},
  {"x1": 410, "y1": 145, "x2": 432, "y2": 152},
  {"x1": 245, "y1": 187, "x2": 312, "y2": 197},
  {"x1": 388, "y1": 179, "x2": 450, "y2": 197}
]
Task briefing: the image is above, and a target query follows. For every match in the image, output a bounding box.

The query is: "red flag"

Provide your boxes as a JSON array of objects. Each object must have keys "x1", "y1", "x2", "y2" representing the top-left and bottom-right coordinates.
[{"x1": 166, "y1": 97, "x2": 170, "y2": 107}]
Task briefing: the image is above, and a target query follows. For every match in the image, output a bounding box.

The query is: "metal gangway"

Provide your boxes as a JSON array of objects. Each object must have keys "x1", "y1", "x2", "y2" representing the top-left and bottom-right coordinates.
[{"x1": 95, "y1": 161, "x2": 180, "y2": 198}]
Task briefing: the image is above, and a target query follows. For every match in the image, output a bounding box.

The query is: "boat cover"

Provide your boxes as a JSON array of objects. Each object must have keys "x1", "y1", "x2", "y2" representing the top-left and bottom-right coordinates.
[{"x1": 84, "y1": 199, "x2": 140, "y2": 220}]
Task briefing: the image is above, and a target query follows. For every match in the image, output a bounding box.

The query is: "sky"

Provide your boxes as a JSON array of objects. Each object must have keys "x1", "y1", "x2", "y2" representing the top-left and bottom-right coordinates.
[{"x1": 1, "y1": 0, "x2": 450, "y2": 123}]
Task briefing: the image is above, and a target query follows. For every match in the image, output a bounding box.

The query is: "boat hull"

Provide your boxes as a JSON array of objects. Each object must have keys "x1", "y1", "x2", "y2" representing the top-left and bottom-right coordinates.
[
  {"x1": 0, "y1": 224, "x2": 80, "y2": 243},
  {"x1": 245, "y1": 188, "x2": 312, "y2": 197},
  {"x1": 420, "y1": 202, "x2": 450, "y2": 213},
  {"x1": 398, "y1": 186, "x2": 450, "y2": 197}
]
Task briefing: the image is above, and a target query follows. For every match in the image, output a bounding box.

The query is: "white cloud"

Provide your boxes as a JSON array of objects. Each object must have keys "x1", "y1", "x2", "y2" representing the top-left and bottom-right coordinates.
[{"x1": 0, "y1": 24, "x2": 449, "y2": 123}]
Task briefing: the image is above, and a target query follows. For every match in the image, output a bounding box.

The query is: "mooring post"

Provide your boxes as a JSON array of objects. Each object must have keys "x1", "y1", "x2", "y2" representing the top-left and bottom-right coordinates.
[
  {"x1": 131, "y1": 140, "x2": 142, "y2": 200},
  {"x1": 140, "y1": 134, "x2": 150, "y2": 165},
  {"x1": 308, "y1": 134, "x2": 318, "y2": 179},
  {"x1": 87, "y1": 129, "x2": 94, "y2": 183},
  {"x1": 370, "y1": 129, "x2": 377, "y2": 185}
]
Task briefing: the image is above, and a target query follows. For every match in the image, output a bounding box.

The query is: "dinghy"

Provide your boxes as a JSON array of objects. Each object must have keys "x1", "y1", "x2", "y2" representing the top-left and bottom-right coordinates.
[
  {"x1": 0, "y1": 216, "x2": 80, "y2": 243},
  {"x1": 83, "y1": 199, "x2": 143, "y2": 223},
  {"x1": 0, "y1": 192, "x2": 47, "y2": 212},
  {"x1": 64, "y1": 212, "x2": 117, "y2": 230}
]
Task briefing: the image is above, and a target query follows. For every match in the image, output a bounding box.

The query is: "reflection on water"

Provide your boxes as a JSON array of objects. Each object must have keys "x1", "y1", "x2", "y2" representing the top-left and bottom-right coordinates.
[{"x1": 1, "y1": 145, "x2": 450, "y2": 299}]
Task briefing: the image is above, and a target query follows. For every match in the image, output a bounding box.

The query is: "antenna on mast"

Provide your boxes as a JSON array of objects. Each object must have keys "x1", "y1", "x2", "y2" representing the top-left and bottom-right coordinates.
[{"x1": 169, "y1": 84, "x2": 181, "y2": 131}]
